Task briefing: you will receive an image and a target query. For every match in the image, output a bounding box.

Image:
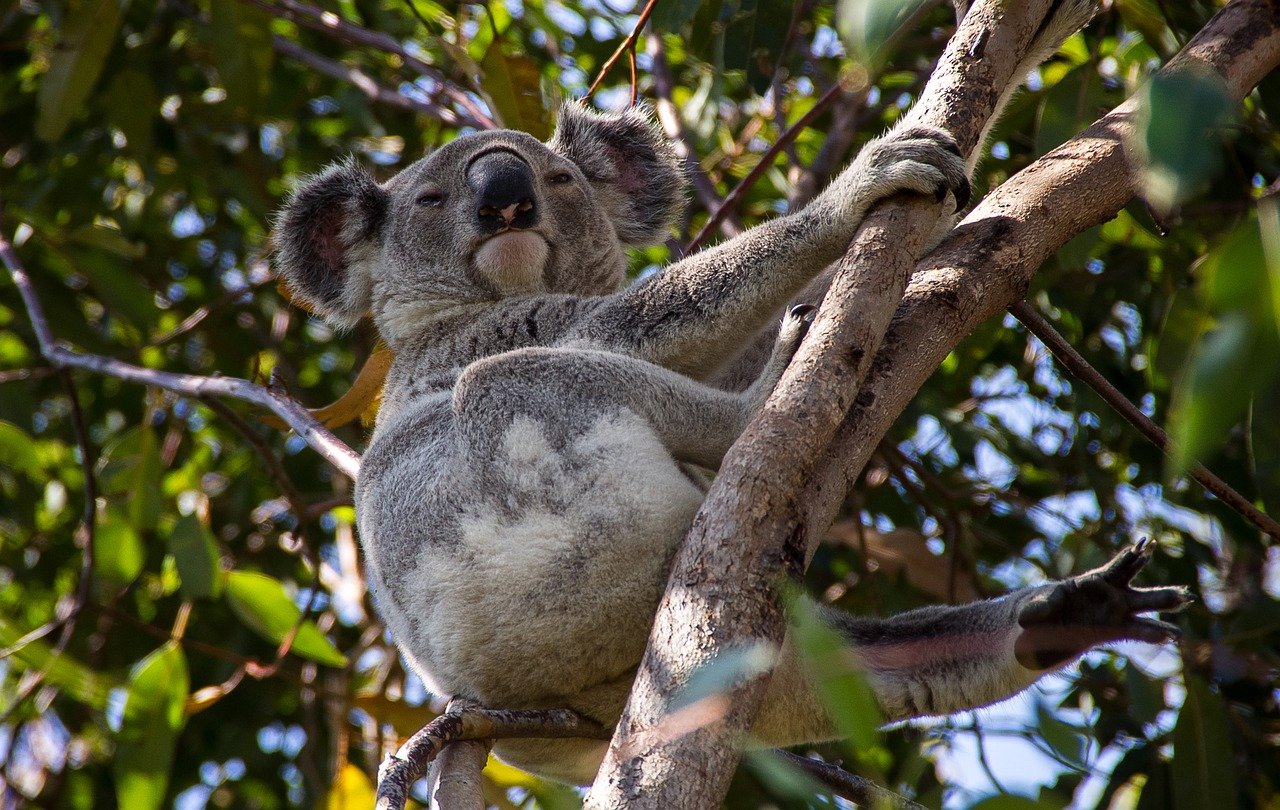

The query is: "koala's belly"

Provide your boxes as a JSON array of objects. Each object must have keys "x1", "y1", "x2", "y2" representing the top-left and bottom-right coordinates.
[{"x1": 358, "y1": 403, "x2": 705, "y2": 712}]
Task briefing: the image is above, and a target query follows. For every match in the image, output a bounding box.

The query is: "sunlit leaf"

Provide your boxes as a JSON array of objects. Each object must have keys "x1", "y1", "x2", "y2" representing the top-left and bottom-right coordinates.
[
  {"x1": 94, "y1": 507, "x2": 146, "y2": 593},
  {"x1": 836, "y1": 0, "x2": 931, "y2": 69},
  {"x1": 0, "y1": 616, "x2": 118, "y2": 708},
  {"x1": 482, "y1": 757, "x2": 583, "y2": 810},
  {"x1": 114, "y1": 641, "x2": 188, "y2": 810},
  {"x1": 0, "y1": 420, "x2": 42, "y2": 480},
  {"x1": 224, "y1": 571, "x2": 348, "y2": 667},
  {"x1": 1168, "y1": 216, "x2": 1280, "y2": 475},
  {"x1": 480, "y1": 43, "x2": 548, "y2": 139}
]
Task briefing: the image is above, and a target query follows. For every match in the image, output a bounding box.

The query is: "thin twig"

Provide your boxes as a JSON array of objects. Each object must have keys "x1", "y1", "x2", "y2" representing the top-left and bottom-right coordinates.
[
  {"x1": 683, "y1": 80, "x2": 843, "y2": 255},
  {"x1": 273, "y1": 36, "x2": 465, "y2": 123},
  {"x1": 774, "y1": 750, "x2": 925, "y2": 809},
  {"x1": 648, "y1": 37, "x2": 743, "y2": 236},
  {"x1": 375, "y1": 699, "x2": 608, "y2": 810},
  {"x1": 1010, "y1": 300, "x2": 1280, "y2": 540},
  {"x1": 0, "y1": 221, "x2": 361, "y2": 481},
  {"x1": 587, "y1": 0, "x2": 660, "y2": 97},
  {"x1": 239, "y1": 0, "x2": 496, "y2": 129}
]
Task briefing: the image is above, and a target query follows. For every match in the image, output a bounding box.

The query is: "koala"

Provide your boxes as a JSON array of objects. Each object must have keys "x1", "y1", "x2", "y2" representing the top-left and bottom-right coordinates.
[{"x1": 272, "y1": 0, "x2": 1190, "y2": 785}]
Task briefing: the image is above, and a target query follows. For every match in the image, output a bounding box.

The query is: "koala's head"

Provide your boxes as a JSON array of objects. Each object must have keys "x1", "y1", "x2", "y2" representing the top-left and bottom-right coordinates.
[{"x1": 273, "y1": 102, "x2": 687, "y2": 348}]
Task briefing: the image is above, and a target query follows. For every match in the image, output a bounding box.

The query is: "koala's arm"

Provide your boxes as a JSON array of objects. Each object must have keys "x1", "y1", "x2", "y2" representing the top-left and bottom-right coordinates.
[
  {"x1": 567, "y1": 126, "x2": 970, "y2": 378},
  {"x1": 821, "y1": 541, "x2": 1191, "y2": 720}
]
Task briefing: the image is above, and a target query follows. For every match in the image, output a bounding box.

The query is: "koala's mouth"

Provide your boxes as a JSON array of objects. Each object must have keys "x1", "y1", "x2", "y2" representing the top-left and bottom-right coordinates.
[{"x1": 473, "y1": 230, "x2": 550, "y2": 294}]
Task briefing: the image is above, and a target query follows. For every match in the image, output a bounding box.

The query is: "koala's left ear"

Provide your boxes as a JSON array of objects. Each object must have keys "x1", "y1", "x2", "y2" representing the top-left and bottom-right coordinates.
[{"x1": 547, "y1": 101, "x2": 688, "y2": 246}]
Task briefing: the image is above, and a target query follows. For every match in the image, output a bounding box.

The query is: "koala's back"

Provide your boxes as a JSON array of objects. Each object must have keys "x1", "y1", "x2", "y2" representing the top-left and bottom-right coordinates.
[{"x1": 355, "y1": 325, "x2": 707, "y2": 715}]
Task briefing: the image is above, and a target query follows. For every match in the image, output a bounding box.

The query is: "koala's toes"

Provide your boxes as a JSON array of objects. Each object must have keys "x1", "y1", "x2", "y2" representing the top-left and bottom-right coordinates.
[
  {"x1": 1128, "y1": 585, "x2": 1194, "y2": 614},
  {"x1": 896, "y1": 126, "x2": 962, "y2": 158}
]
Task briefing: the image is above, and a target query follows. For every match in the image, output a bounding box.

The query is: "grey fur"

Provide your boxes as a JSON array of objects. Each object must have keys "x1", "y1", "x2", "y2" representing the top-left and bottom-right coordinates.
[{"x1": 269, "y1": 0, "x2": 1183, "y2": 785}]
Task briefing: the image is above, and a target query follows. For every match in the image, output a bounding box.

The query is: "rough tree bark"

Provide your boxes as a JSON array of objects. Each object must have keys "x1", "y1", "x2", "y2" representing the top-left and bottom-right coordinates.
[
  {"x1": 587, "y1": 1, "x2": 1280, "y2": 808},
  {"x1": 587, "y1": 0, "x2": 1077, "y2": 806}
]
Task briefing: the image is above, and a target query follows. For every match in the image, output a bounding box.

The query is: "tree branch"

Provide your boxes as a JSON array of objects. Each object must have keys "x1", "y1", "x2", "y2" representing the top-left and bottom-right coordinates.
[
  {"x1": 426, "y1": 740, "x2": 490, "y2": 810},
  {"x1": 774, "y1": 750, "x2": 925, "y2": 809},
  {"x1": 376, "y1": 699, "x2": 607, "y2": 810},
  {"x1": 802, "y1": 0, "x2": 1280, "y2": 545},
  {"x1": 0, "y1": 225, "x2": 362, "y2": 481},
  {"x1": 587, "y1": 2, "x2": 1071, "y2": 806},
  {"x1": 1010, "y1": 299, "x2": 1280, "y2": 539}
]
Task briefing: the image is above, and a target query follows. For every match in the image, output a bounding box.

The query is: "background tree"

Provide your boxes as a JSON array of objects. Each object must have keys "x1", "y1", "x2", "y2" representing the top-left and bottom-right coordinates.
[{"x1": 1, "y1": 0, "x2": 1278, "y2": 808}]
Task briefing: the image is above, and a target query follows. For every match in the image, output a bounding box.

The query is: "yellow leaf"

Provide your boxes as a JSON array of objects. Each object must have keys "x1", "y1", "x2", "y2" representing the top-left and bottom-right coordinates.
[
  {"x1": 260, "y1": 346, "x2": 394, "y2": 430},
  {"x1": 326, "y1": 762, "x2": 376, "y2": 810}
]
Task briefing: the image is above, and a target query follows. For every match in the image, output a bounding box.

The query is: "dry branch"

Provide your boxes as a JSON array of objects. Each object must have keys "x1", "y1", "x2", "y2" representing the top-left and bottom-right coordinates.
[
  {"x1": 375, "y1": 700, "x2": 607, "y2": 810},
  {"x1": 586, "y1": 1, "x2": 1071, "y2": 806},
  {"x1": 1011, "y1": 300, "x2": 1280, "y2": 539}
]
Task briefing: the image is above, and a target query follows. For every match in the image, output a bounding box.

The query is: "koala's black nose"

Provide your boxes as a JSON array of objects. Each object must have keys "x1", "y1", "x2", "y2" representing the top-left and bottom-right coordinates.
[{"x1": 468, "y1": 150, "x2": 538, "y2": 232}]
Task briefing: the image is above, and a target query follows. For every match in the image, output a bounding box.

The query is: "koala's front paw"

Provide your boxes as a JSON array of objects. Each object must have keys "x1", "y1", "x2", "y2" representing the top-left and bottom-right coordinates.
[
  {"x1": 860, "y1": 126, "x2": 971, "y2": 211},
  {"x1": 1014, "y1": 539, "x2": 1193, "y2": 670}
]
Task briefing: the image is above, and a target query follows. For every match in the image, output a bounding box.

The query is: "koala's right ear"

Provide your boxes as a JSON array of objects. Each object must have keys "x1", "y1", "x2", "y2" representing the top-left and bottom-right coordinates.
[{"x1": 273, "y1": 160, "x2": 388, "y2": 329}]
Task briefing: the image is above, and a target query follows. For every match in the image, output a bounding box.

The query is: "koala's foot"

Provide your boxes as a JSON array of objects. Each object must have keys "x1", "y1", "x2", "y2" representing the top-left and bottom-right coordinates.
[
  {"x1": 1014, "y1": 539, "x2": 1194, "y2": 670},
  {"x1": 856, "y1": 126, "x2": 971, "y2": 211},
  {"x1": 745, "y1": 304, "x2": 818, "y2": 410}
]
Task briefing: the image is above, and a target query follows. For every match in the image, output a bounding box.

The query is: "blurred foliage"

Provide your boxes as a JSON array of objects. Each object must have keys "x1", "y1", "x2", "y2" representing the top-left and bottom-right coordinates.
[{"x1": 1, "y1": 0, "x2": 1278, "y2": 808}]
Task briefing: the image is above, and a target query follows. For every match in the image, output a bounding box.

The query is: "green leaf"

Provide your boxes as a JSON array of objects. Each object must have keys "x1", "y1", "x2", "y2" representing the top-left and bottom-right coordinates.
[
  {"x1": 225, "y1": 571, "x2": 347, "y2": 667},
  {"x1": 741, "y1": 750, "x2": 829, "y2": 801},
  {"x1": 114, "y1": 642, "x2": 189, "y2": 810},
  {"x1": 787, "y1": 593, "x2": 884, "y2": 753},
  {"x1": 1250, "y1": 380, "x2": 1280, "y2": 516},
  {"x1": 36, "y1": 0, "x2": 131, "y2": 141},
  {"x1": 836, "y1": 0, "x2": 931, "y2": 69},
  {"x1": 1171, "y1": 675, "x2": 1238, "y2": 810},
  {"x1": 1035, "y1": 66, "x2": 1109, "y2": 158},
  {"x1": 650, "y1": 0, "x2": 703, "y2": 32},
  {"x1": 0, "y1": 616, "x2": 118, "y2": 708},
  {"x1": 971, "y1": 797, "x2": 1053, "y2": 810},
  {"x1": 1132, "y1": 65, "x2": 1234, "y2": 215},
  {"x1": 1035, "y1": 703, "x2": 1087, "y2": 768},
  {"x1": 98, "y1": 427, "x2": 163, "y2": 531},
  {"x1": 0, "y1": 420, "x2": 43, "y2": 480},
  {"x1": 480, "y1": 44, "x2": 548, "y2": 139},
  {"x1": 208, "y1": 0, "x2": 275, "y2": 114},
  {"x1": 1168, "y1": 217, "x2": 1280, "y2": 476},
  {"x1": 94, "y1": 507, "x2": 146, "y2": 593},
  {"x1": 168, "y1": 514, "x2": 223, "y2": 600},
  {"x1": 104, "y1": 69, "x2": 157, "y2": 159},
  {"x1": 673, "y1": 641, "x2": 777, "y2": 711}
]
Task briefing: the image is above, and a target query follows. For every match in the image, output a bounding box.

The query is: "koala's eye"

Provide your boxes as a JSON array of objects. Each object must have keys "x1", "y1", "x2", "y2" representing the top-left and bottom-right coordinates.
[
  {"x1": 548, "y1": 172, "x2": 573, "y2": 185},
  {"x1": 416, "y1": 190, "x2": 446, "y2": 207}
]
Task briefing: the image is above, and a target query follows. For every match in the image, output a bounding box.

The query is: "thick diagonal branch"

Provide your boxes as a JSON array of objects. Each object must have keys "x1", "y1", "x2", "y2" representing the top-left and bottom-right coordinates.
[
  {"x1": 802, "y1": 0, "x2": 1280, "y2": 544},
  {"x1": 586, "y1": 2, "x2": 1072, "y2": 807}
]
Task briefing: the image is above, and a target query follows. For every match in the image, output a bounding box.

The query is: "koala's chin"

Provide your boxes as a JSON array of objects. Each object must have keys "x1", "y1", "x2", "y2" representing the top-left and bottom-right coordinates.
[{"x1": 473, "y1": 231, "x2": 550, "y2": 294}]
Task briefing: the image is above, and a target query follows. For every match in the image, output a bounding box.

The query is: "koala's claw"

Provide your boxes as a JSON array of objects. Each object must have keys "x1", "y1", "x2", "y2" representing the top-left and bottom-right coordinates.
[
  {"x1": 788, "y1": 303, "x2": 818, "y2": 323},
  {"x1": 1014, "y1": 540, "x2": 1193, "y2": 670}
]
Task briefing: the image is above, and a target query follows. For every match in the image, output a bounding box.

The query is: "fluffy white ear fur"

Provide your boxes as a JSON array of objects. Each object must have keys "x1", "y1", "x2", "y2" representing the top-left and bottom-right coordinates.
[{"x1": 547, "y1": 101, "x2": 688, "y2": 246}]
